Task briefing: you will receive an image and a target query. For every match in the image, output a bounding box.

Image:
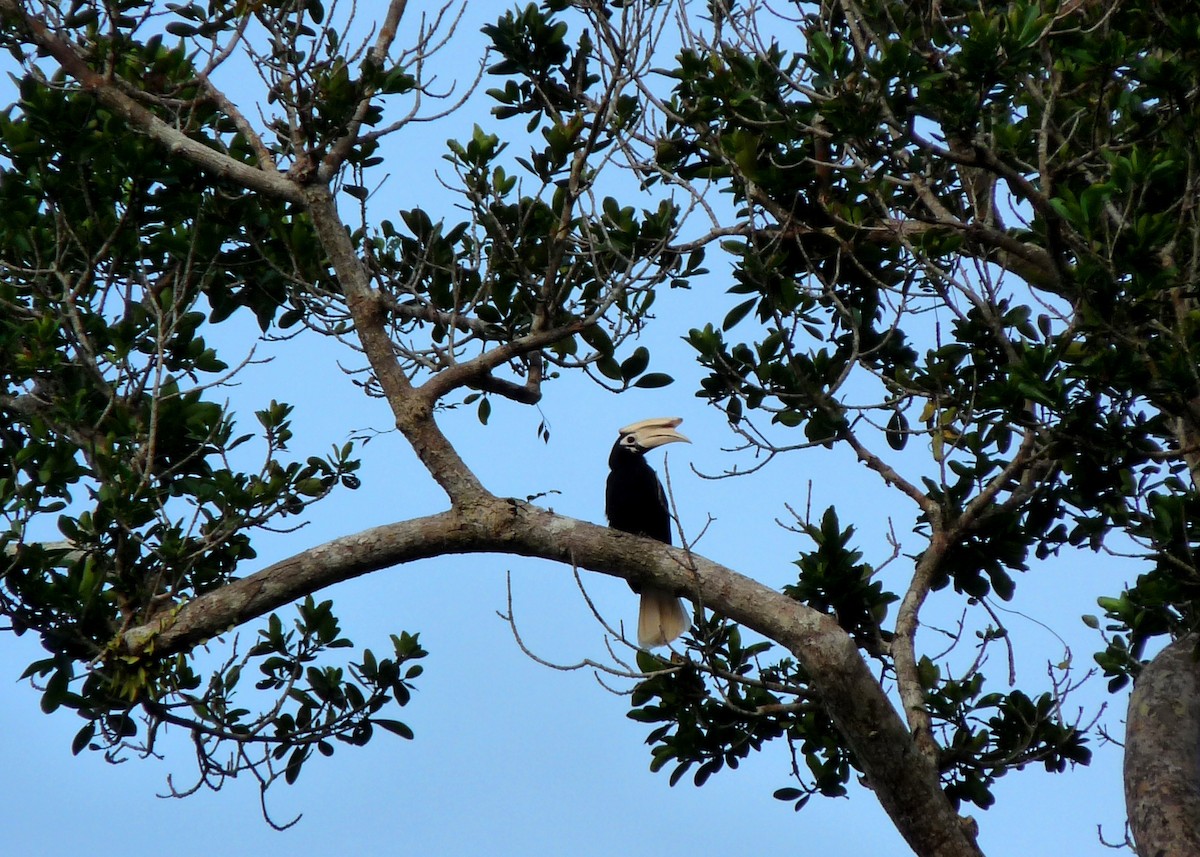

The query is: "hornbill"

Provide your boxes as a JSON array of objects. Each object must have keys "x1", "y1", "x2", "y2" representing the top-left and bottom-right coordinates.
[{"x1": 605, "y1": 417, "x2": 692, "y2": 648}]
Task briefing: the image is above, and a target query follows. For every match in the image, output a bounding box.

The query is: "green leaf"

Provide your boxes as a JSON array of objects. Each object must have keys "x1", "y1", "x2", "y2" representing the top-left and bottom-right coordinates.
[
  {"x1": 633, "y1": 373, "x2": 674, "y2": 389},
  {"x1": 285, "y1": 747, "x2": 307, "y2": 785},
  {"x1": 580, "y1": 324, "x2": 615, "y2": 357},
  {"x1": 886, "y1": 411, "x2": 909, "y2": 451},
  {"x1": 722, "y1": 298, "x2": 757, "y2": 331},
  {"x1": 596, "y1": 355, "x2": 623, "y2": 381},
  {"x1": 71, "y1": 722, "x2": 95, "y2": 756},
  {"x1": 295, "y1": 478, "x2": 325, "y2": 497},
  {"x1": 917, "y1": 656, "x2": 940, "y2": 689},
  {"x1": 375, "y1": 719, "x2": 415, "y2": 739},
  {"x1": 635, "y1": 650, "x2": 669, "y2": 672},
  {"x1": 620, "y1": 347, "x2": 650, "y2": 382}
]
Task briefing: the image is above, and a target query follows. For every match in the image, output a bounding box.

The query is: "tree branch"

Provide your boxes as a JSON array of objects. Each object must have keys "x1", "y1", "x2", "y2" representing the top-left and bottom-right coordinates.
[
  {"x1": 0, "y1": 0, "x2": 303, "y2": 204},
  {"x1": 121, "y1": 510, "x2": 469, "y2": 653},
  {"x1": 302, "y1": 184, "x2": 489, "y2": 504},
  {"x1": 416, "y1": 320, "x2": 585, "y2": 404},
  {"x1": 120, "y1": 500, "x2": 983, "y2": 857},
  {"x1": 892, "y1": 528, "x2": 948, "y2": 764}
]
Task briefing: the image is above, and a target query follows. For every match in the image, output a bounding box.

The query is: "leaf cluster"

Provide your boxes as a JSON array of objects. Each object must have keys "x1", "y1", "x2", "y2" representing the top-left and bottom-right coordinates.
[
  {"x1": 629, "y1": 618, "x2": 851, "y2": 807},
  {"x1": 605, "y1": 0, "x2": 1200, "y2": 810},
  {"x1": 0, "y1": 52, "x2": 370, "y2": 793}
]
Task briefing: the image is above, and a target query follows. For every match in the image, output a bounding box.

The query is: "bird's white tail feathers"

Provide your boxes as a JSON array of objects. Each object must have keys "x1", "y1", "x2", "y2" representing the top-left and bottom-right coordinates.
[{"x1": 638, "y1": 588, "x2": 691, "y2": 648}]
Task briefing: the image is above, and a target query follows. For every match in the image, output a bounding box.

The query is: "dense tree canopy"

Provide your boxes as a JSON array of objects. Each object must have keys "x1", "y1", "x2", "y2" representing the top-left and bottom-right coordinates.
[{"x1": 1, "y1": 1, "x2": 1198, "y2": 855}]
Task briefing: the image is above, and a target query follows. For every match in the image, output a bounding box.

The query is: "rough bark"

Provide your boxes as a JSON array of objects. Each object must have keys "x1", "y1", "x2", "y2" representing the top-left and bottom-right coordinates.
[
  {"x1": 122, "y1": 498, "x2": 982, "y2": 857},
  {"x1": 1126, "y1": 634, "x2": 1200, "y2": 857}
]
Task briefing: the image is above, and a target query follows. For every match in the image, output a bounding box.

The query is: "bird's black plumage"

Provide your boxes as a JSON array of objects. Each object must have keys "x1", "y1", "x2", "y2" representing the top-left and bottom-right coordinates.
[
  {"x1": 605, "y1": 440, "x2": 672, "y2": 545},
  {"x1": 604, "y1": 417, "x2": 692, "y2": 647}
]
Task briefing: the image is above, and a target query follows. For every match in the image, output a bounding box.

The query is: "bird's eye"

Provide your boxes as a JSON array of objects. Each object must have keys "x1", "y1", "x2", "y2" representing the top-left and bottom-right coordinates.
[{"x1": 621, "y1": 434, "x2": 637, "y2": 446}]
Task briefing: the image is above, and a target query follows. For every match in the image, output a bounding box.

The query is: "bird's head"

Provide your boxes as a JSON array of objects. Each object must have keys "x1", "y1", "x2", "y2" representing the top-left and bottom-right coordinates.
[{"x1": 612, "y1": 417, "x2": 691, "y2": 457}]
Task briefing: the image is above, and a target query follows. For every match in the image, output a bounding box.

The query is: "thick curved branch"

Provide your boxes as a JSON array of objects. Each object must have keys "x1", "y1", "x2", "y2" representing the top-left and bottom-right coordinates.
[
  {"x1": 121, "y1": 510, "x2": 469, "y2": 653},
  {"x1": 121, "y1": 500, "x2": 982, "y2": 857}
]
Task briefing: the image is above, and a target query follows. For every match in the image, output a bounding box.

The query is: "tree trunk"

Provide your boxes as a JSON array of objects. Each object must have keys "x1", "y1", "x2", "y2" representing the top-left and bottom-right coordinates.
[{"x1": 1126, "y1": 634, "x2": 1200, "y2": 856}]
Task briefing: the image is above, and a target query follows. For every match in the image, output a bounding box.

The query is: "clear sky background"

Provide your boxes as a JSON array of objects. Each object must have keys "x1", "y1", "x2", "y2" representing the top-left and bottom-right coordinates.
[{"x1": 1, "y1": 4, "x2": 1135, "y2": 854}]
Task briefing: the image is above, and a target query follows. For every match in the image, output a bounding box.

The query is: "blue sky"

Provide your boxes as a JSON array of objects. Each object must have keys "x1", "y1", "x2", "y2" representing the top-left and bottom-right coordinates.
[{"x1": 0, "y1": 4, "x2": 1136, "y2": 854}]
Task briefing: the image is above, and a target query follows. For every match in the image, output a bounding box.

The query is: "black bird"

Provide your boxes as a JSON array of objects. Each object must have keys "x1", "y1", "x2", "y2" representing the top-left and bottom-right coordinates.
[{"x1": 605, "y1": 417, "x2": 692, "y2": 647}]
